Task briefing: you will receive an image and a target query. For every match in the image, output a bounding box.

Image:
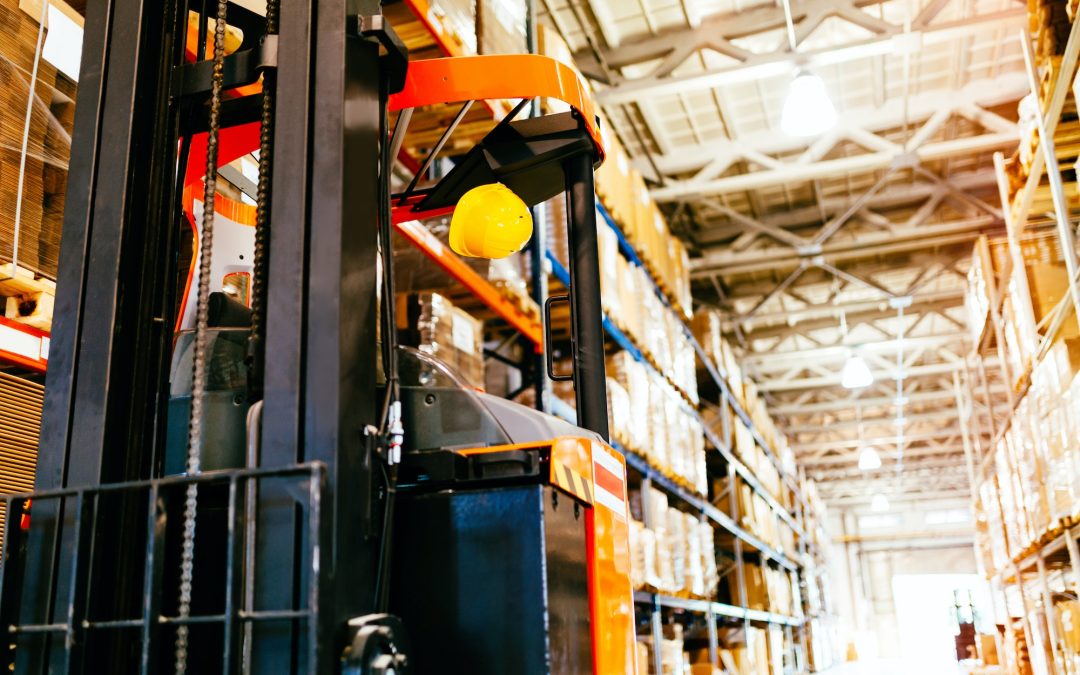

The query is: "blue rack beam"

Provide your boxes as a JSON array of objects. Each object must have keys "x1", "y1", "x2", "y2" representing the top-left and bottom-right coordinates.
[
  {"x1": 547, "y1": 249, "x2": 807, "y2": 565},
  {"x1": 597, "y1": 202, "x2": 811, "y2": 519},
  {"x1": 549, "y1": 397, "x2": 797, "y2": 571},
  {"x1": 632, "y1": 591, "x2": 804, "y2": 627},
  {"x1": 615, "y1": 440, "x2": 798, "y2": 572}
]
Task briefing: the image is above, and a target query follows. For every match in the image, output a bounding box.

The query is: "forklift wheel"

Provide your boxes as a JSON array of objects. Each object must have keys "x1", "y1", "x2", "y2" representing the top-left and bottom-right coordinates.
[{"x1": 341, "y1": 614, "x2": 409, "y2": 675}]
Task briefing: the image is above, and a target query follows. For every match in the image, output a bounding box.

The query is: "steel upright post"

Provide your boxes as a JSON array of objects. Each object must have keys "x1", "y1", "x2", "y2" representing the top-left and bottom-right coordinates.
[
  {"x1": 565, "y1": 150, "x2": 609, "y2": 439},
  {"x1": 1021, "y1": 30, "x2": 1080, "y2": 327}
]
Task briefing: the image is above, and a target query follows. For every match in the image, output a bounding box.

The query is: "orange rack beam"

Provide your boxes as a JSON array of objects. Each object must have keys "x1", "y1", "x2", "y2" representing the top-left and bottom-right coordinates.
[
  {"x1": 394, "y1": 219, "x2": 543, "y2": 349},
  {"x1": 0, "y1": 316, "x2": 48, "y2": 373}
]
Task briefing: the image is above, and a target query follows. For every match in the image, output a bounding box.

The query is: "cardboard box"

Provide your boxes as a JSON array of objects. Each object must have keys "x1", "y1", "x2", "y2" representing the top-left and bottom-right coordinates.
[
  {"x1": 396, "y1": 292, "x2": 485, "y2": 388},
  {"x1": 477, "y1": 0, "x2": 526, "y2": 54},
  {"x1": 1027, "y1": 261, "x2": 1080, "y2": 338}
]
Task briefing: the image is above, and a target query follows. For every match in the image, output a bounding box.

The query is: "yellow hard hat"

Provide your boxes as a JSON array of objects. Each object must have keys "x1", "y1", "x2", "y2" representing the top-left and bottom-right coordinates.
[{"x1": 448, "y1": 183, "x2": 534, "y2": 259}]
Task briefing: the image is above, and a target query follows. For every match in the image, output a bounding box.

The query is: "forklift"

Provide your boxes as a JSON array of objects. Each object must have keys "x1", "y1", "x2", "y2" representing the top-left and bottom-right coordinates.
[{"x1": 0, "y1": 1, "x2": 637, "y2": 674}]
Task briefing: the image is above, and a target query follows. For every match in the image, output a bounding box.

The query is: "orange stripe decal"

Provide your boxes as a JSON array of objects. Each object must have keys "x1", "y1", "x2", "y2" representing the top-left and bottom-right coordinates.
[{"x1": 594, "y1": 462, "x2": 622, "y2": 498}]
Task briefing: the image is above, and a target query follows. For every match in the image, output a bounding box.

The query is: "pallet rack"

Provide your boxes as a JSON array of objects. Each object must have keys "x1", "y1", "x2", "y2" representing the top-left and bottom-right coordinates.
[
  {"x1": 556, "y1": 200, "x2": 817, "y2": 674},
  {"x1": 967, "y1": 10, "x2": 1080, "y2": 675}
]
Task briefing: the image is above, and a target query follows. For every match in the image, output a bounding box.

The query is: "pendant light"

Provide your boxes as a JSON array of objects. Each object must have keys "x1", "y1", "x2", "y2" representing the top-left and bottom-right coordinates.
[
  {"x1": 871, "y1": 494, "x2": 890, "y2": 512},
  {"x1": 781, "y1": 71, "x2": 838, "y2": 137},
  {"x1": 778, "y1": 0, "x2": 837, "y2": 136},
  {"x1": 841, "y1": 353, "x2": 874, "y2": 389},
  {"x1": 858, "y1": 446, "x2": 882, "y2": 471}
]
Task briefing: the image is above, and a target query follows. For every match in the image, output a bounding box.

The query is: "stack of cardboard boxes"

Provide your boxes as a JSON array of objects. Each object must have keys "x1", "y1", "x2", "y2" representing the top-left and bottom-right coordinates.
[
  {"x1": 397, "y1": 292, "x2": 486, "y2": 388},
  {"x1": 966, "y1": 233, "x2": 1078, "y2": 391},
  {"x1": 978, "y1": 340, "x2": 1080, "y2": 573},
  {"x1": 608, "y1": 351, "x2": 707, "y2": 493},
  {"x1": 999, "y1": 0, "x2": 1080, "y2": 220},
  {"x1": 537, "y1": 24, "x2": 693, "y2": 320},
  {"x1": 0, "y1": 0, "x2": 76, "y2": 327},
  {"x1": 628, "y1": 487, "x2": 719, "y2": 600}
]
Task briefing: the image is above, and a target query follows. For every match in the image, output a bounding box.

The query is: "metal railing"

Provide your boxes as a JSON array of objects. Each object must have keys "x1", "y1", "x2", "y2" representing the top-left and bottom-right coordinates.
[{"x1": 0, "y1": 462, "x2": 325, "y2": 674}]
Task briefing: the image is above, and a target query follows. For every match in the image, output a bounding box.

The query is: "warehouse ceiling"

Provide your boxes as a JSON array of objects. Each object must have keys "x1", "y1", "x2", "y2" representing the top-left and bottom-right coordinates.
[{"x1": 540, "y1": 0, "x2": 1023, "y2": 505}]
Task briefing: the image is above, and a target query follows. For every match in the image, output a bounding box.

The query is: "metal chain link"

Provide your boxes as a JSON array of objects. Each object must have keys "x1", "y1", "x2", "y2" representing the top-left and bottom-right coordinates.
[
  {"x1": 248, "y1": 0, "x2": 278, "y2": 392},
  {"x1": 175, "y1": 0, "x2": 229, "y2": 670},
  {"x1": 242, "y1": 1, "x2": 279, "y2": 670}
]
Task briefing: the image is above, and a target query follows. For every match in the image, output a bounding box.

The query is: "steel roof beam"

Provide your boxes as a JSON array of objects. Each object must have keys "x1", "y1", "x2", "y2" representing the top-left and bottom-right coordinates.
[
  {"x1": 691, "y1": 216, "x2": 998, "y2": 276},
  {"x1": 821, "y1": 488, "x2": 972, "y2": 506},
  {"x1": 757, "y1": 361, "x2": 965, "y2": 392},
  {"x1": 571, "y1": 0, "x2": 892, "y2": 74},
  {"x1": 732, "y1": 293, "x2": 964, "y2": 339},
  {"x1": 656, "y1": 131, "x2": 1017, "y2": 200},
  {"x1": 648, "y1": 80, "x2": 1025, "y2": 181},
  {"x1": 785, "y1": 409, "x2": 974, "y2": 434},
  {"x1": 597, "y1": 8, "x2": 1024, "y2": 105},
  {"x1": 770, "y1": 387, "x2": 1005, "y2": 415},
  {"x1": 742, "y1": 333, "x2": 967, "y2": 367},
  {"x1": 793, "y1": 431, "x2": 972, "y2": 454},
  {"x1": 810, "y1": 455, "x2": 971, "y2": 479},
  {"x1": 803, "y1": 446, "x2": 971, "y2": 465}
]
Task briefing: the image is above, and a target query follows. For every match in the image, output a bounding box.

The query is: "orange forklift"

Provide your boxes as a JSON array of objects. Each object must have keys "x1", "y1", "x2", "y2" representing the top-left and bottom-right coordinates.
[{"x1": 0, "y1": 1, "x2": 636, "y2": 674}]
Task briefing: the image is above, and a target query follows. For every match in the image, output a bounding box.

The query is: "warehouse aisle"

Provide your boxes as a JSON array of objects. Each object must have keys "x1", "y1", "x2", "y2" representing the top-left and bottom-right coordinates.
[{"x1": 824, "y1": 660, "x2": 967, "y2": 674}]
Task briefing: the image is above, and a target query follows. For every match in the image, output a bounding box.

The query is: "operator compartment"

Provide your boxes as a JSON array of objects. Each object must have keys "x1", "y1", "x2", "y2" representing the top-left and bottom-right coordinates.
[{"x1": 390, "y1": 346, "x2": 635, "y2": 675}]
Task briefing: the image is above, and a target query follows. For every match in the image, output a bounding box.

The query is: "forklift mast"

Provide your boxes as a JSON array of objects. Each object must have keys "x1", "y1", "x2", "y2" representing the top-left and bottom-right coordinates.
[{"x1": 0, "y1": 0, "x2": 633, "y2": 673}]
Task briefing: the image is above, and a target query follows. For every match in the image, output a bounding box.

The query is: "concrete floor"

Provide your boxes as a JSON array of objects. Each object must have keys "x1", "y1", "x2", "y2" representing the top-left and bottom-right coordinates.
[{"x1": 821, "y1": 659, "x2": 968, "y2": 674}]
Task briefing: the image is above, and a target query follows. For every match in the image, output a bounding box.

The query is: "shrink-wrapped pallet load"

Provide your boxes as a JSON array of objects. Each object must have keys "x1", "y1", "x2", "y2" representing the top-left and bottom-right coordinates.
[
  {"x1": 667, "y1": 507, "x2": 687, "y2": 596},
  {"x1": 700, "y1": 519, "x2": 719, "y2": 598},
  {"x1": 598, "y1": 218, "x2": 622, "y2": 317},
  {"x1": 607, "y1": 377, "x2": 633, "y2": 450},
  {"x1": 397, "y1": 292, "x2": 485, "y2": 388},
  {"x1": 0, "y1": 0, "x2": 75, "y2": 281},
  {"x1": 477, "y1": 0, "x2": 526, "y2": 55}
]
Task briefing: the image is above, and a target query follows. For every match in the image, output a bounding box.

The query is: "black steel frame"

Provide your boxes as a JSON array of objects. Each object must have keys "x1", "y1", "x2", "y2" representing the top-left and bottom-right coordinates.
[
  {"x1": 5, "y1": 0, "x2": 389, "y2": 672},
  {"x1": 4, "y1": 0, "x2": 614, "y2": 672},
  {"x1": 0, "y1": 465, "x2": 325, "y2": 674}
]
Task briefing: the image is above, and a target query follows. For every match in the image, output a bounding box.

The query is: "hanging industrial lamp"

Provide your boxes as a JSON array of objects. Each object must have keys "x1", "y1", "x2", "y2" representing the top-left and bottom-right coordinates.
[
  {"x1": 841, "y1": 353, "x2": 874, "y2": 389},
  {"x1": 858, "y1": 446, "x2": 882, "y2": 471},
  {"x1": 780, "y1": 71, "x2": 838, "y2": 137},
  {"x1": 776, "y1": 0, "x2": 837, "y2": 137}
]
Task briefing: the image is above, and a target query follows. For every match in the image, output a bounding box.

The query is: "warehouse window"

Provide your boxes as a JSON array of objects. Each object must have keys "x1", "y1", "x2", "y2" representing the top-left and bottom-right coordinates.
[
  {"x1": 858, "y1": 513, "x2": 902, "y2": 529},
  {"x1": 924, "y1": 509, "x2": 970, "y2": 526}
]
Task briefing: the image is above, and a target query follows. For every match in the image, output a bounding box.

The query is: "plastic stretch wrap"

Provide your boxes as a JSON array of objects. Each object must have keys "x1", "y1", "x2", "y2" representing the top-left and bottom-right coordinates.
[
  {"x1": 397, "y1": 292, "x2": 485, "y2": 388},
  {"x1": 478, "y1": 0, "x2": 526, "y2": 55},
  {"x1": 429, "y1": 0, "x2": 478, "y2": 55},
  {"x1": 597, "y1": 218, "x2": 621, "y2": 317},
  {"x1": 0, "y1": 0, "x2": 76, "y2": 280},
  {"x1": 667, "y1": 507, "x2": 687, "y2": 595}
]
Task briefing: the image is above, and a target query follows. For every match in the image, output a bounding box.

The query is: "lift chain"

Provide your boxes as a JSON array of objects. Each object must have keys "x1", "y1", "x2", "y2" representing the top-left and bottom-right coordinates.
[
  {"x1": 176, "y1": 0, "x2": 229, "y2": 671},
  {"x1": 247, "y1": 0, "x2": 279, "y2": 397}
]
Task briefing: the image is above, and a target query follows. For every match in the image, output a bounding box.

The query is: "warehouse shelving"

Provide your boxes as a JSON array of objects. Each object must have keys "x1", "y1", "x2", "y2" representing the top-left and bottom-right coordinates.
[
  {"x1": 588, "y1": 206, "x2": 813, "y2": 543},
  {"x1": 599, "y1": 204, "x2": 815, "y2": 545},
  {"x1": 966, "y1": 8, "x2": 1080, "y2": 674},
  {"x1": 549, "y1": 397, "x2": 800, "y2": 575},
  {"x1": 632, "y1": 590, "x2": 803, "y2": 628},
  {"x1": 549, "y1": 214, "x2": 813, "y2": 671},
  {"x1": 548, "y1": 250, "x2": 806, "y2": 544},
  {"x1": 395, "y1": 220, "x2": 543, "y2": 345}
]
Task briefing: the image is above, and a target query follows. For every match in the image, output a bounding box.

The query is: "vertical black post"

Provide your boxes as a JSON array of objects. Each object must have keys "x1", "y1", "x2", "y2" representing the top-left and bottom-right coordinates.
[
  {"x1": 20, "y1": 0, "x2": 187, "y2": 669},
  {"x1": 304, "y1": 0, "x2": 383, "y2": 663},
  {"x1": 257, "y1": 0, "x2": 385, "y2": 671},
  {"x1": 526, "y1": 0, "x2": 548, "y2": 413},
  {"x1": 565, "y1": 150, "x2": 609, "y2": 440}
]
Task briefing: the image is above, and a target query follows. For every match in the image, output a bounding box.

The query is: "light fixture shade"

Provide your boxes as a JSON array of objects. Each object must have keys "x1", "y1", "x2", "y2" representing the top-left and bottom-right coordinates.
[
  {"x1": 858, "y1": 446, "x2": 882, "y2": 471},
  {"x1": 780, "y1": 72, "x2": 837, "y2": 137},
  {"x1": 841, "y1": 354, "x2": 874, "y2": 389},
  {"x1": 871, "y1": 494, "x2": 890, "y2": 512}
]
